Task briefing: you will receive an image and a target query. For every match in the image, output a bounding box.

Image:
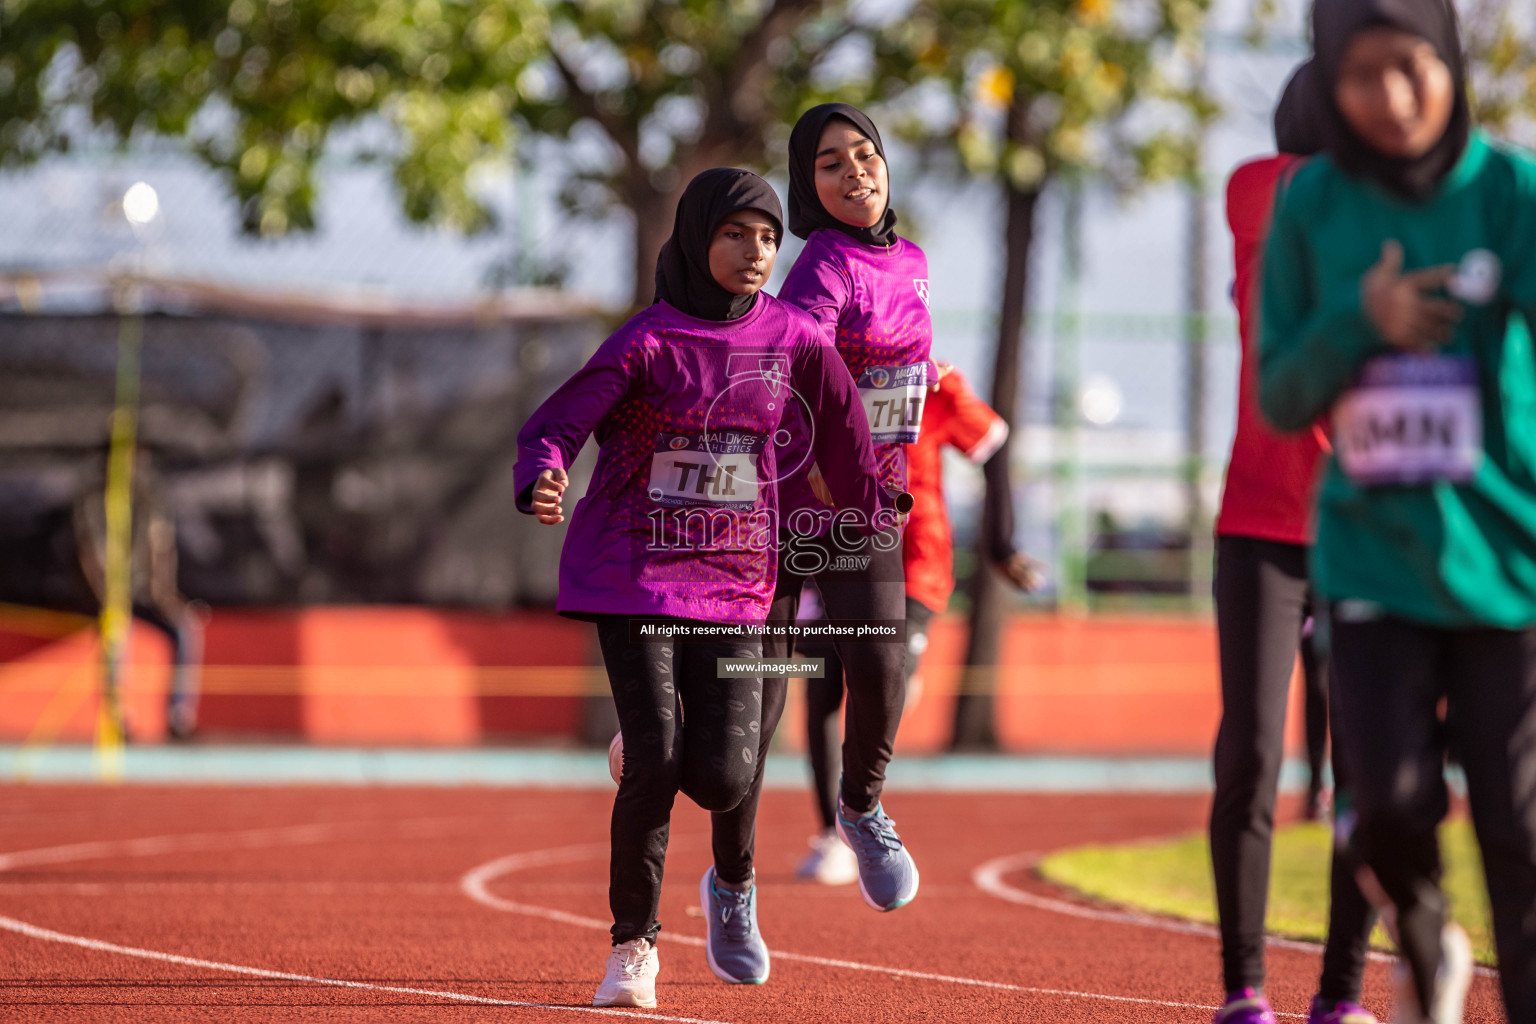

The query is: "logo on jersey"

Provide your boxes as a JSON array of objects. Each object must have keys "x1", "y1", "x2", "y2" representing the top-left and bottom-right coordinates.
[
  {"x1": 758, "y1": 357, "x2": 789, "y2": 397},
  {"x1": 1449, "y1": 249, "x2": 1501, "y2": 305},
  {"x1": 725, "y1": 352, "x2": 790, "y2": 392},
  {"x1": 913, "y1": 278, "x2": 930, "y2": 310}
]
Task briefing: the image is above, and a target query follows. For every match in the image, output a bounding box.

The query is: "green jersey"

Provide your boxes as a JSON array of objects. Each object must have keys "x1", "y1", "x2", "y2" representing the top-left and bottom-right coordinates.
[{"x1": 1259, "y1": 130, "x2": 1536, "y2": 628}]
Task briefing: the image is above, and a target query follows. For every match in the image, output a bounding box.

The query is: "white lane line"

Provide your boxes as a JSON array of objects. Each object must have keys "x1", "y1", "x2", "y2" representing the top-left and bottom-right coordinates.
[
  {"x1": 973, "y1": 851, "x2": 1498, "y2": 980},
  {"x1": 461, "y1": 844, "x2": 1278, "y2": 1018},
  {"x1": 0, "y1": 814, "x2": 490, "y2": 873},
  {"x1": 0, "y1": 882, "x2": 457, "y2": 896},
  {"x1": 0, "y1": 914, "x2": 730, "y2": 1024},
  {"x1": 0, "y1": 822, "x2": 349, "y2": 871},
  {"x1": 0, "y1": 824, "x2": 735, "y2": 1023}
]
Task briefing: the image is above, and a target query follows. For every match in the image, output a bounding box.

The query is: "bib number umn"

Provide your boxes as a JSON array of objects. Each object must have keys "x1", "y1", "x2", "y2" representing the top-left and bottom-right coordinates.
[{"x1": 1332, "y1": 354, "x2": 1482, "y2": 486}]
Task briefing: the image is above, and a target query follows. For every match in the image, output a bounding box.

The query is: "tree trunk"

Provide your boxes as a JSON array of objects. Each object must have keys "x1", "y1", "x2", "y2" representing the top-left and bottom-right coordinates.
[
  {"x1": 1183, "y1": 172, "x2": 1212, "y2": 610},
  {"x1": 952, "y1": 113, "x2": 1042, "y2": 752},
  {"x1": 629, "y1": 180, "x2": 675, "y2": 311}
]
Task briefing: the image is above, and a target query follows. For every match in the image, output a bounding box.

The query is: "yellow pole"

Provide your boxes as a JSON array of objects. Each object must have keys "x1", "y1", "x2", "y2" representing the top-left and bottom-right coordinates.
[{"x1": 97, "y1": 303, "x2": 141, "y2": 781}]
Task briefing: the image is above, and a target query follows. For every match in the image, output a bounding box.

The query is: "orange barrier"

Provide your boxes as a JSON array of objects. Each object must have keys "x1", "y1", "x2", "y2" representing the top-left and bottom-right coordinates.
[{"x1": 0, "y1": 607, "x2": 1309, "y2": 754}]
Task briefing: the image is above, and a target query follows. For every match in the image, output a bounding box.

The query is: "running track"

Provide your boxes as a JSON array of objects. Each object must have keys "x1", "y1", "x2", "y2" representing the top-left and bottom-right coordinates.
[{"x1": 0, "y1": 786, "x2": 1507, "y2": 1022}]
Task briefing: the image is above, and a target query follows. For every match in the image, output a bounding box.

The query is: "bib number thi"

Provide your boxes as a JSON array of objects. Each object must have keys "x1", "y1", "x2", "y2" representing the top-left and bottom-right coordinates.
[
  {"x1": 858, "y1": 363, "x2": 928, "y2": 444},
  {"x1": 1333, "y1": 355, "x2": 1481, "y2": 486},
  {"x1": 648, "y1": 432, "x2": 764, "y2": 509}
]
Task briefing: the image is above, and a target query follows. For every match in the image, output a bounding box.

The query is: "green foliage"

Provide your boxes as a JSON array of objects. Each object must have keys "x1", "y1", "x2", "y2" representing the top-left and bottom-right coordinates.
[
  {"x1": 0, "y1": 0, "x2": 544, "y2": 234},
  {"x1": 876, "y1": 0, "x2": 1217, "y2": 192},
  {"x1": 1039, "y1": 819, "x2": 1497, "y2": 965},
  {"x1": 515, "y1": 1, "x2": 876, "y2": 205},
  {"x1": 0, "y1": 0, "x2": 1222, "y2": 298},
  {"x1": 1461, "y1": 0, "x2": 1536, "y2": 147}
]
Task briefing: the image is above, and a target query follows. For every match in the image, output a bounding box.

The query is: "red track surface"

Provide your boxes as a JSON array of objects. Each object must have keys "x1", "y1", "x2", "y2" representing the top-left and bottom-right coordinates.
[{"x1": 0, "y1": 786, "x2": 1507, "y2": 1022}]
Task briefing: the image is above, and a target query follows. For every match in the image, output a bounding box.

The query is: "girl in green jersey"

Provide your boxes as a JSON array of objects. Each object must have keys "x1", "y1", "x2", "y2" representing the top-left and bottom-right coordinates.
[{"x1": 1259, "y1": 0, "x2": 1536, "y2": 1021}]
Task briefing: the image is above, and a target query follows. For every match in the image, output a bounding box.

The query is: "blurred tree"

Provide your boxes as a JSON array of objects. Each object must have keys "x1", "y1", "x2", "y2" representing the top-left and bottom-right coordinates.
[
  {"x1": 0, "y1": 0, "x2": 913, "y2": 307},
  {"x1": 872, "y1": 0, "x2": 1217, "y2": 749},
  {"x1": 1459, "y1": 0, "x2": 1536, "y2": 148},
  {"x1": 0, "y1": 0, "x2": 543, "y2": 236},
  {"x1": 506, "y1": 1, "x2": 906, "y2": 306}
]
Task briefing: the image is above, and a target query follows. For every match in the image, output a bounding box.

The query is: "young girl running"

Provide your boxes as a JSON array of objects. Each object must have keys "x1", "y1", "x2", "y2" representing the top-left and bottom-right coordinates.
[
  {"x1": 1210, "y1": 60, "x2": 1379, "y2": 1024},
  {"x1": 709, "y1": 103, "x2": 932, "y2": 923},
  {"x1": 516, "y1": 168, "x2": 889, "y2": 1009},
  {"x1": 798, "y1": 365, "x2": 1040, "y2": 885},
  {"x1": 1260, "y1": 0, "x2": 1536, "y2": 1019}
]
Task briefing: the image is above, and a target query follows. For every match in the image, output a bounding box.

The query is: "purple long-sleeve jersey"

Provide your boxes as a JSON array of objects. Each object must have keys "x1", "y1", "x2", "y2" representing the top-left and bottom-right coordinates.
[
  {"x1": 515, "y1": 295, "x2": 886, "y2": 623},
  {"x1": 775, "y1": 230, "x2": 936, "y2": 535}
]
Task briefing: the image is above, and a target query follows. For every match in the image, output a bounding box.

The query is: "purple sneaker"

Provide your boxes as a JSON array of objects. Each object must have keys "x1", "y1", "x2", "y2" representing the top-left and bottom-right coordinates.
[
  {"x1": 1306, "y1": 997, "x2": 1379, "y2": 1024},
  {"x1": 1214, "y1": 988, "x2": 1276, "y2": 1024}
]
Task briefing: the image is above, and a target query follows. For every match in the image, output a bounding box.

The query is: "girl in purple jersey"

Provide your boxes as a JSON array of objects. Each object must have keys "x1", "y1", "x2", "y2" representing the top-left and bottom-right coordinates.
[
  {"x1": 709, "y1": 104, "x2": 931, "y2": 930},
  {"x1": 515, "y1": 168, "x2": 888, "y2": 1009}
]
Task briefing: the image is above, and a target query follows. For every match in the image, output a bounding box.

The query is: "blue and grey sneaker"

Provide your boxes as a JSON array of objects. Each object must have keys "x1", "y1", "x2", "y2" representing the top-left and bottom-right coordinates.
[
  {"x1": 699, "y1": 866, "x2": 769, "y2": 984},
  {"x1": 835, "y1": 798, "x2": 919, "y2": 911}
]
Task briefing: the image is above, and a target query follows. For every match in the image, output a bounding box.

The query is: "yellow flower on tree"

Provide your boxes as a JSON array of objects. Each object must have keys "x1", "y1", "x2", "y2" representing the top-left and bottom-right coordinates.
[
  {"x1": 1075, "y1": 0, "x2": 1113, "y2": 27},
  {"x1": 977, "y1": 65, "x2": 1015, "y2": 107}
]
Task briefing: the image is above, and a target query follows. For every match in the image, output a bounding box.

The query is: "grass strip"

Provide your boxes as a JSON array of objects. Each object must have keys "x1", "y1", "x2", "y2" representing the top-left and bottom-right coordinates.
[{"x1": 1038, "y1": 820, "x2": 1496, "y2": 964}]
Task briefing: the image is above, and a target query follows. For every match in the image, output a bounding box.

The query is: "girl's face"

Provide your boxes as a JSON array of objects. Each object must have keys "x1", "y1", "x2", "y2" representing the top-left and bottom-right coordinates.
[
  {"x1": 708, "y1": 210, "x2": 779, "y2": 295},
  {"x1": 1334, "y1": 26, "x2": 1455, "y2": 160},
  {"x1": 812, "y1": 120, "x2": 889, "y2": 229}
]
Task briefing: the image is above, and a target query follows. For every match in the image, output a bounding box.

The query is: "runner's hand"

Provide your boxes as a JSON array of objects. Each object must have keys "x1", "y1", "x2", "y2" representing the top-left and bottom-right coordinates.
[
  {"x1": 1362, "y1": 240, "x2": 1461, "y2": 352},
  {"x1": 929, "y1": 361, "x2": 955, "y2": 392},
  {"x1": 532, "y1": 468, "x2": 568, "y2": 524},
  {"x1": 997, "y1": 551, "x2": 1046, "y2": 592},
  {"x1": 808, "y1": 462, "x2": 835, "y2": 506}
]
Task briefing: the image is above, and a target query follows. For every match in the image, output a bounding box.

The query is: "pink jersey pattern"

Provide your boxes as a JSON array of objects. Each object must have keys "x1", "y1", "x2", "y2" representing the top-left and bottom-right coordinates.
[
  {"x1": 775, "y1": 230, "x2": 937, "y2": 534},
  {"x1": 515, "y1": 295, "x2": 884, "y2": 623}
]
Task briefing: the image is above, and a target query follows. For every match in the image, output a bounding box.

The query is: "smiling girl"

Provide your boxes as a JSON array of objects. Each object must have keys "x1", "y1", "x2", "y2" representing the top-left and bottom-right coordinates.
[
  {"x1": 707, "y1": 104, "x2": 934, "y2": 927},
  {"x1": 1259, "y1": 0, "x2": 1536, "y2": 1020},
  {"x1": 515, "y1": 168, "x2": 886, "y2": 1009}
]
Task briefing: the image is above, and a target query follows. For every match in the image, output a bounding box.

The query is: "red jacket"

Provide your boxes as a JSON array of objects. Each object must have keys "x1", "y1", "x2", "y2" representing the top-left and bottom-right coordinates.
[
  {"x1": 903, "y1": 369, "x2": 1009, "y2": 612},
  {"x1": 1214, "y1": 155, "x2": 1326, "y2": 546}
]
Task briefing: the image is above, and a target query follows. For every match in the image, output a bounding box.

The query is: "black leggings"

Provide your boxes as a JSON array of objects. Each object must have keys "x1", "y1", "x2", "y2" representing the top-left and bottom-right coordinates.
[
  {"x1": 804, "y1": 596, "x2": 934, "y2": 831},
  {"x1": 1209, "y1": 535, "x2": 1375, "y2": 1001},
  {"x1": 709, "y1": 528, "x2": 906, "y2": 884},
  {"x1": 1331, "y1": 615, "x2": 1536, "y2": 1020},
  {"x1": 1300, "y1": 625, "x2": 1328, "y2": 797},
  {"x1": 597, "y1": 617, "x2": 763, "y2": 945}
]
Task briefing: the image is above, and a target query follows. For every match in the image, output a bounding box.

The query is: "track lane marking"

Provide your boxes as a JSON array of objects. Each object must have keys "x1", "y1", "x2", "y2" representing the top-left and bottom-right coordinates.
[
  {"x1": 973, "y1": 850, "x2": 1498, "y2": 981},
  {"x1": 0, "y1": 914, "x2": 730, "y2": 1023},
  {"x1": 0, "y1": 824, "x2": 733, "y2": 1023},
  {"x1": 461, "y1": 843, "x2": 1278, "y2": 1017}
]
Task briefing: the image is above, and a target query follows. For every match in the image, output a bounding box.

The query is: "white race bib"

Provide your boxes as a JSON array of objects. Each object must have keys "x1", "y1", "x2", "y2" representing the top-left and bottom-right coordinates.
[
  {"x1": 1332, "y1": 355, "x2": 1482, "y2": 486},
  {"x1": 647, "y1": 432, "x2": 763, "y2": 509},
  {"x1": 858, "y1": 363, "x2": 928, "y2": 444}
]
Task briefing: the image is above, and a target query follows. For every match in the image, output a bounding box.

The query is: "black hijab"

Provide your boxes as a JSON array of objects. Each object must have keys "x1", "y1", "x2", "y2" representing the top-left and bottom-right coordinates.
[
  {"x1": 787, "y1": 103, "x2": 899, "y2": 246},
  {"x1": 1311, "y1": 0, "x2": 1470, "y2": 201},
  {"x1": 1273, "y1": 60, "x2": 1324, "y2": 157},
  {"x1": 653, "y1": 168, "x2": 783, "y2": 321}
]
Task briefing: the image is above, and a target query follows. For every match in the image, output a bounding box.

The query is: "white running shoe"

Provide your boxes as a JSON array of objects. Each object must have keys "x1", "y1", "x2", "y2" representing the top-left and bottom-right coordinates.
[
  {"x1": 593, "y1": 937, "x2": 659, "y2": 1008},
  {"x1": 608, "y1": 731, "x2": 624, "y2": 786},
  {"x1": 1391, "y1": 922, "x2": 1472, "y2": 1024},
  {"x1": 795, "y1": 829, "x2": 859, "y2": 886}
]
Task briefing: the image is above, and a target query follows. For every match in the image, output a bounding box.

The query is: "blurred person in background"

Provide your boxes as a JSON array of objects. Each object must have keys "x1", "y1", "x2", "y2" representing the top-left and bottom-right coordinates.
[
  {"x1": 796, "y1": 363, "x2": 1042, "y2": 885},
  {"x1": 1208, "y1": 61, "x2": 1379, "y2": 1024},
  {"x1": 1260, "y1": 0, "x2": 1536, "y2": 1016},
  {"x1": 74, "y1": 448, "x2": 204, "y2": 741}
]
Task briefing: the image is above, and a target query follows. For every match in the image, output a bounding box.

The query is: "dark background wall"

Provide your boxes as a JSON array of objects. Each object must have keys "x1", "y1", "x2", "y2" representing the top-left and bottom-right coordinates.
[{"x1": 0, "y1": 305, "x2": 601, "y2": 610}]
